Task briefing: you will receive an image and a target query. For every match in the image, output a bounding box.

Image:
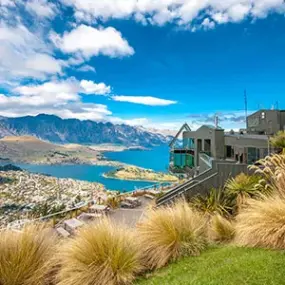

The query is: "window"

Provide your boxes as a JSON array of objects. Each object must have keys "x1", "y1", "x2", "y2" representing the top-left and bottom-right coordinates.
[{"x1": 261, "y1": 112, "x2": 265, "y2": 119}]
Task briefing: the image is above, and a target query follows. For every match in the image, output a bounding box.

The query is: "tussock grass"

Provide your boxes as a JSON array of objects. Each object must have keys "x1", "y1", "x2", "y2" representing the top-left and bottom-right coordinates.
[
  {"x1": 0, "y1": 223, "x2": 56, "y2": 285},
  {"x1": 270, "y1": 130, "x2": 285, "y2": 150},
  {"x1": 137, "y1": 201, "x2": 207, "y2": 270},
  {"x1": 251, "y1": 154, "x2": 285, "y2": 194},
  {"x1": 209, "y1": 214, "x2": 235, "y2": 243},
  {"x1": 57, "y1": 218, "x2": 142, "y2": 285},
  {"x1": 235, "y1": 196, "x2": 285, "y2": 249}
]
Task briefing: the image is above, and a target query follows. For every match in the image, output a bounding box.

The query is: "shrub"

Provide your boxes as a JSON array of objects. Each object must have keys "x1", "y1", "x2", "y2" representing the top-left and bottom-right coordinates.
[
  {"x1": 57, "y1": 218, "x2": 142, "y2": 285},
  {"x1": 137, "y1": 201, "x2": 207, "y2": 270},
  {"x1": 225, "y1": 173, "x2": 261, "y2": 208},
  {"x1": 106, "y1": 196, "x2": 120, "y2": 209},
  {"x1": 251, "y1": 154, "x2": 285, "y2": 197},
  {"x1": 209, "y1": 214, "x2": 235, "y2": 243},
  {"x1": 191, "y1": 188, "x2": 233, "y2": 217},
  {"x1": 270, "y1": 130, "x2": 285, "y2": 150},
  {"x1": 235, "y1": 196, "x2": 285, "y2": 249},
  {"x1": 0, "y1": 223, "x2": 56, "y2": 285}
]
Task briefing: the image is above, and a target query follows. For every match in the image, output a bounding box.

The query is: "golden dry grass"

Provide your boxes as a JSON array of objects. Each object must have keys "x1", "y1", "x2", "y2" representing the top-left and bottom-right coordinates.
[
  {"x1": 209, "y1": 214, "x2": 235, "y2": 243},
  {"x1": 137, "y1": 201, "x2": 207, "y2": 270},
  {"x1": 0, "y1": 223, "x2": 56, "y2": 285},
  {"x1": 56, "y1": 218, "x2": 142, "y2": 285},
  {"x1": 250, "y1": 153, "x2": 285, "y2": 194},
  {"x1": 270, "y1": 131, "x2": 285, "y2": 150},
  {"x1": 235, "y1": 196, "x2": 285, "y2": 249}
]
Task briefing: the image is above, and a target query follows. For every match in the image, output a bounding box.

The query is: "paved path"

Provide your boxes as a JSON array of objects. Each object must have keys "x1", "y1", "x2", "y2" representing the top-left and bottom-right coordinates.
[{"x1": 109, "y1": 197, "x2": 152, "y2": 228}]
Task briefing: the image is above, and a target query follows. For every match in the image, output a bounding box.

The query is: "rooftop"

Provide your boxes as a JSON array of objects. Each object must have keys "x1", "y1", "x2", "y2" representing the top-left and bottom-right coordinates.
[{"x1": 225, "y1": 133, "x2": 269, "y2": 140}]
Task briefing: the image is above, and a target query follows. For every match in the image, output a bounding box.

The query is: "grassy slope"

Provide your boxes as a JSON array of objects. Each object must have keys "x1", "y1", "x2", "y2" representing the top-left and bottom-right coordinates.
[
  {"x1": 0, "y1": 135, "x2": 100, "y2": 163},
  {"x1": 136, "y1": 247, "x2": 285, "y2": 285}
]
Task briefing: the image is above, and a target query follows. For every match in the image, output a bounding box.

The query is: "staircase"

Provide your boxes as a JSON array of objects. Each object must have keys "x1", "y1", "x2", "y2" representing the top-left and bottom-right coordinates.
[
  {"x1": 156, "y1": 153, "x2": 249, "y2": 207},
  {"x1": 156, "y1": 167, "x2": 217, "y2": 206}
]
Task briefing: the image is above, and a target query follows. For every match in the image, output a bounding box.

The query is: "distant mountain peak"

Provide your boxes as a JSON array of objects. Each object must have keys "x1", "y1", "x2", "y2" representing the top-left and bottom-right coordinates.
[{"x1": 0, "y1": 114, "x2": 172, "y2": 147}]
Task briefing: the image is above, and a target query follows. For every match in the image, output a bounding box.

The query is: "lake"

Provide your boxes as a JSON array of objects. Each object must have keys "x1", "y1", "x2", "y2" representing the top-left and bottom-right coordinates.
[{"x1": 17, "y1": 145, "x2": 170, "y2": 192}]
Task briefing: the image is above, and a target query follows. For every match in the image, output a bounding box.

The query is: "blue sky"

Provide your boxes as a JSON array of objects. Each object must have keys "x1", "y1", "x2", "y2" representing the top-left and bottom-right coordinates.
[{"x1": 1, "y1": 0, "x2": 285, "y2": 132}]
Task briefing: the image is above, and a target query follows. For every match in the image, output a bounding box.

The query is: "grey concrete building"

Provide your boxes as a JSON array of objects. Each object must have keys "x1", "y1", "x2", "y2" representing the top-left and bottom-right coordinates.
[
  {"x1": 158, "y1": 109, "x2": 285, "y2": 206},
  {"x1": 247, "y1": 109, "x2": 285, "y2": 135},
  {"x1": 170, "y1": 109, "x2": 284, "y2": 173}
]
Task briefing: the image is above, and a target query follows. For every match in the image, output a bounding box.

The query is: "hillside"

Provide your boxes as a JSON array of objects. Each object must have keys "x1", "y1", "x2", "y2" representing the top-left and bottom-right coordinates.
[
  {"x1": 0, "y1": 114, "x2": 172, "y2": 147},
  {"x1": 0, "y1": 135, "x2": 104, "y2": 165}
]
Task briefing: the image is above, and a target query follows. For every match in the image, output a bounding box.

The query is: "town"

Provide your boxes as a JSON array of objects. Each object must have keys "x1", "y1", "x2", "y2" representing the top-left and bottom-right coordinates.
[{"x1": 0, "y1": 170, "x2": 106, "y2": 227}]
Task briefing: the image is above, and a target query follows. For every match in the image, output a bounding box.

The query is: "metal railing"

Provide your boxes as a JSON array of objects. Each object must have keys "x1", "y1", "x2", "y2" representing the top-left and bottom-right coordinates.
[{"x1": 199, "y1": 152, "x2": 214, "y2": 169}]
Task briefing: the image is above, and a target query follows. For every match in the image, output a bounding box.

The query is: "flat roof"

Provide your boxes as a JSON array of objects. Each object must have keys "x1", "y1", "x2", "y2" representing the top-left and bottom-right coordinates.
[
  {"x1": 56, "y1": 227, "x2": 70, "y2": 238},
  {"x1": 225, "y1": 133, "x2": 269, "y2": 140},
  {"x1": 90, "y1": 204, "x2": 107, "y2": 211},
  {"x1": 64, "y1": 218, "x2": 84, "y2": 229}
]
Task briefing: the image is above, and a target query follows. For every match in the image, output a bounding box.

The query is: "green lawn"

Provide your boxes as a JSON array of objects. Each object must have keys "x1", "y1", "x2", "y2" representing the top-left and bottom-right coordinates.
[{"x1": 136, "y1": 246, "x2": 285, "y2": 285}]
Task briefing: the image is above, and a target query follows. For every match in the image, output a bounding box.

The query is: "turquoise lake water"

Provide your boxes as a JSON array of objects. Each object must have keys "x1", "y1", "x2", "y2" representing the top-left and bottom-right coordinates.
[{"x1": 17, "y1": 145, "x2": 170, "y2": 192}]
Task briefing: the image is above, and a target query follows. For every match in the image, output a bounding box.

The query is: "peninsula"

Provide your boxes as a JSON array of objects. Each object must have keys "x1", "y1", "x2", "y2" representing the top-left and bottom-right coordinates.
[
  {"x1": 0, "y1": 136, "x2": 126, "y2": 167},
  {"x1": 104, "y1": 166, "x2": 179, "y2": 183}
]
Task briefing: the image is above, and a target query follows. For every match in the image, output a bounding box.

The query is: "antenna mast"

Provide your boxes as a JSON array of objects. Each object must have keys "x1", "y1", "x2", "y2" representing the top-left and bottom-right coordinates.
[{"x1": 244, "y1": 89, "x2": 248, "y2": 127}]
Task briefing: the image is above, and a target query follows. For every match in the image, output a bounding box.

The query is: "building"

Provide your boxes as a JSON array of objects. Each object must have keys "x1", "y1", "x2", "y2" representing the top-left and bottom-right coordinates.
[
  {"x1": 170, "y1": 109, "x2": 285, "y2": 174},
  {"x1": 247, "y1": 109, "x2": 285, "y2": 135},
  {"x1": 63, "y1": 218, "x2": 84, "y2": 234},
  {"x1": 157, "y1": 109, "x2": 284, "y2": 206}
]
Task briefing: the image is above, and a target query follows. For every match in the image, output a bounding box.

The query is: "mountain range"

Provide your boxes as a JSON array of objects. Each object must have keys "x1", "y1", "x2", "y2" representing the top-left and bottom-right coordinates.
[{"x1": 0, "y1": 114, "x2": 172, "y2": 147}]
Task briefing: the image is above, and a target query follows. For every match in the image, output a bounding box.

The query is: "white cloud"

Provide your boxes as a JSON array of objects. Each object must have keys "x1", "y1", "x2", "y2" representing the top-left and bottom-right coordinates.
[
  {"x1": 13, "y1": 78, "x2": 112, "y2": 104},
  {"x1": 0, "y1": 22, "x2": 63, "y2": 82},
  {"x1": 80, "y1": 80, "x2": 111, "y2": 95},
  {"x1": 77, "y1": 64, "x2": 96, "y2": 72},
  {"x1": 201, "y1": 18, "x2": 215, "y2": 30},
  {"x1": 61, "y1": 0, "x2": 285, "y2": 29},
  {"x1": 227, "y1": 3, "x2": 251, "y2": 22},
  {"x1": 26, "y1": 0, "x2": 57, "y2": 18},
  {"x1": 0, "y1": 94, "x2": 112, "y2": 121},
  {"x1": 112, "y1": 95, "x2": 177, "y2": 106},
  {"x1": 51, "y1": 25, "x2": 134, "y2": 59},
  {"x1": 110, "y1": 117, "x2": 150, "y2": 126},
  {"x1": 0, "y1": 0, "x2": 15, "y2": 6},
  {"x1": 0, "y1": 78, "x2": 113, "y2": 121},
  {"x1": 13, "y1": 79, "x2": 80, "y2": 106}
]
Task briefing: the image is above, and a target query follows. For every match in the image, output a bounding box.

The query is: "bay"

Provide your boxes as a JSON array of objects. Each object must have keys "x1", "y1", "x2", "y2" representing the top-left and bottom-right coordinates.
[{"x1": 17, "y1": 145, "x2": 170, "y2": 192}]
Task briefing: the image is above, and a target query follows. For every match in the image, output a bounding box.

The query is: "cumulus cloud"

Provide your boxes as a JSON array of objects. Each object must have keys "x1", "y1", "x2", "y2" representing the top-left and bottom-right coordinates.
[
  {"x1": 0, "y1": 95, "x2": 112, "y2": 121},
  {"x1": 13, "y1": 79, "x2": 80, "y2": 106},
  {"x1": 51, "y1": 25, "x2": 135, "y2": 59},
  {"x1": 111, "y1": 95, "x2": 177, "y2": 106},
  {"x1": 61, "y1": 0, "x2": 285, "y2": 29},
  {"x1": 201, "y1": 18, "x2": 215, "y2": 30},
  {"x1": 26, "y1": 0, "x2": 57, "y2": 18},
  {"x1": 80, "y1": 80, "x2": 111, "y2": 95},
  {"x1": 0, "y1": 22, "x2": 63, "y2": 82},
  {"x1": 0, "y1": 78, "x2": 113, "y2": 121}
]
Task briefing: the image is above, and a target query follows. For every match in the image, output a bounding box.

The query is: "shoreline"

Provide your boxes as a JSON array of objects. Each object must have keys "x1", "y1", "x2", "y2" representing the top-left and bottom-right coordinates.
[
  {"x1": 102, "y1": 173, "x2": 178, "y2": 184},
  {"x1": 1, "y1": 159, "x2": 130, "y2": 168}
]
